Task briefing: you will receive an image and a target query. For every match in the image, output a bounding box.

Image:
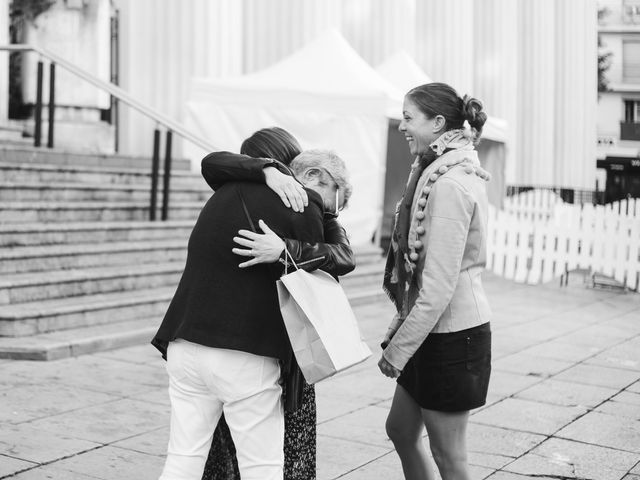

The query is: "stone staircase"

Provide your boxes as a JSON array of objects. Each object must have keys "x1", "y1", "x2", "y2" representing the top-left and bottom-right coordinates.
[{"x1": 0, "y1": 146, "x2": 385, "y2": 360}]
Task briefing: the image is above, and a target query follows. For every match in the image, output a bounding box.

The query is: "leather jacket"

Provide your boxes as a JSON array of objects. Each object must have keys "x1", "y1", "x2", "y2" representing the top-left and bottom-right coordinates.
[{"x1": 201, "y1": 151, "x2": 356, "y2": 278}]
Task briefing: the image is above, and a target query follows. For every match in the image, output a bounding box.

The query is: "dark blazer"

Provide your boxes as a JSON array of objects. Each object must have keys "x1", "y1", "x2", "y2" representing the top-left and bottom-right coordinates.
[
  {"x1": 151, "y1": 180, "x2": 325, "y2": 361},
  {"x1": 201, "y1": 151, "x2": 355, "y2": 277}
]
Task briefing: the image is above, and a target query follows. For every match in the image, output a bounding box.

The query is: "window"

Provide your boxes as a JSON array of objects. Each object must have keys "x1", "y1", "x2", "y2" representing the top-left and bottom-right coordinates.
[
  {"x1": 624, "y1": 100, "x2": 640, "y2": 122},
  {"x1": 623, "y1": 0, "x2": 640, "y2": 23},
  {"x1": 623, "y1": 40, "x2": 640, "y2": 83}
]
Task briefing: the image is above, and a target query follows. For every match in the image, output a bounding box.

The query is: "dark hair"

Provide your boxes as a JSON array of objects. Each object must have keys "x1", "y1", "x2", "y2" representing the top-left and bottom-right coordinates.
[
  {"x1": 406, "y1": 82, "x2": 488, "y2": 141},
  {"x1": 240, "y1": 127, "x2": 302, "y2": 165}
]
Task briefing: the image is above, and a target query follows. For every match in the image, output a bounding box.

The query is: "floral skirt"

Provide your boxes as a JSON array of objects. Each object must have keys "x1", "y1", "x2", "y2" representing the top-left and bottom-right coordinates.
[{"x1": 201, "y1": 381, "x2": 316, "y2": 480}]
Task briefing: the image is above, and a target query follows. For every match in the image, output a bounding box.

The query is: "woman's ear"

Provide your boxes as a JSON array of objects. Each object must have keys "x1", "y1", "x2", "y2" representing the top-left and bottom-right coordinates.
[{"x1": 433, "y1": 115, "x2": 446, "y2": 134}]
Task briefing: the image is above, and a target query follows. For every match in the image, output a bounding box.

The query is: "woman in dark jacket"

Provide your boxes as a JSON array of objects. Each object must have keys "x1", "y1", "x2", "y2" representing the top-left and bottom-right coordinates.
[{"x1": 199, "y1": 127, "x2": 355, "y2": 480}]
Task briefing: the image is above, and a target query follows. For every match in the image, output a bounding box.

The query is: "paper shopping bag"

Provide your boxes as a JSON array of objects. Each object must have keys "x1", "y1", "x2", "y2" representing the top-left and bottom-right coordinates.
[{"x1": 277, "y1": 269, "x2": 372, "y2": 384}]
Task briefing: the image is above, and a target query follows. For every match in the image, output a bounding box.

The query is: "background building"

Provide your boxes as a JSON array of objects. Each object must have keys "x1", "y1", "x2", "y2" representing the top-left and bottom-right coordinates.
[
  {"x1": 597, "y1": 0, "x2": 640, "y2": 201},
  {"x1": 2, "y1": 0, "x2": 598, "y2": 194}
]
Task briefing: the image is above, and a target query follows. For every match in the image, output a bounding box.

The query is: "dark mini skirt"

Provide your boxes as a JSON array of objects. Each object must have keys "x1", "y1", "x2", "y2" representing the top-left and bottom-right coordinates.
[{"x1": 397, "y1": 322, "x2": 491, "y2": 412}]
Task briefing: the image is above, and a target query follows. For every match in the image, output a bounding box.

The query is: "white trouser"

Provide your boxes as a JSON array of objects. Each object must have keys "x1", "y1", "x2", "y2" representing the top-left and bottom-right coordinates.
[{"x1": 159, "y1": 339, "x2": 284, "y2": 480}]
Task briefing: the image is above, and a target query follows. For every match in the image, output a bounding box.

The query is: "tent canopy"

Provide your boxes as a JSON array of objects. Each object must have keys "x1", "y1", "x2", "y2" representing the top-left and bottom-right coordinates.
[{"x1": 185, "y1": 30, "x2": 392, "y2": 245}]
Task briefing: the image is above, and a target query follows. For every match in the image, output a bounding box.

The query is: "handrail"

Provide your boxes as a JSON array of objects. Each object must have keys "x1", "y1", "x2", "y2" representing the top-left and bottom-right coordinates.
[{"x1": 0, "y1": 43, "x2": 218, "y2": 152}]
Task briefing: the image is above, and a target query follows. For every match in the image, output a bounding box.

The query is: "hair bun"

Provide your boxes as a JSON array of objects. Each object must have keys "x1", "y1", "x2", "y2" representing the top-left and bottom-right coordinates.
[{"x1": 462, "y1": 95, "x2": 487, "y2": 133}]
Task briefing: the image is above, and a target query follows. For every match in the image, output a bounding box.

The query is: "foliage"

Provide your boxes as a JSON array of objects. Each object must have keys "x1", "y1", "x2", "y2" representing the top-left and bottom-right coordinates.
[
  {"x1": 8, "y1": 0, "x2": 56, "y2": 117},
  {"x1": 598, "y1": 7, "x2": 612, "y2": 94}
]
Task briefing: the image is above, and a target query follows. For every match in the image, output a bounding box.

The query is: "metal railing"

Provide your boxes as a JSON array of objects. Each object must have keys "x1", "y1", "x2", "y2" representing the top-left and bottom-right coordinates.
[{"x1": 0, "y1": 44, "x2": 218, "y2": 221}]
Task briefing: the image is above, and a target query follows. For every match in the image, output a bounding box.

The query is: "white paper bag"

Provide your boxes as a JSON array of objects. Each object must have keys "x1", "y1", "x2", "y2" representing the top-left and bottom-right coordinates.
[{"x1": 277, "y1": 269, "x2": 372, "y2": 384}]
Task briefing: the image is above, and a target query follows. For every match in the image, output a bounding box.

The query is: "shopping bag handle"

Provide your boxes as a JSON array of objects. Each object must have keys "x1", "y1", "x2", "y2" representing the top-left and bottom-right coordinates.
[{"x1": 235, "y1": 185, "x2": 298, "y2": 273}]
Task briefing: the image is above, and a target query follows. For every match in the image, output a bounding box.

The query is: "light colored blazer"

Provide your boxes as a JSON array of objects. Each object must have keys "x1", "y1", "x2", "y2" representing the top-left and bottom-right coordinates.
[{"x1": 383, "y1": 149, "x2": 492, "y2": 371}]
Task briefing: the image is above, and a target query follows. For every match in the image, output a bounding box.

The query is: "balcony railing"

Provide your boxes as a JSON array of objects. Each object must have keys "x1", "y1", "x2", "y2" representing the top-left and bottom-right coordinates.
[{"x1": 620, "y1": 122, "x2": 640, "y2": 141}]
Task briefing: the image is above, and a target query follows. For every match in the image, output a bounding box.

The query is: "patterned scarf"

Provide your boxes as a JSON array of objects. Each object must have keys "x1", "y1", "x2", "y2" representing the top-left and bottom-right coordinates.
[{"x1": 382, "y1": 129, "x2": 475, "y2": 317}]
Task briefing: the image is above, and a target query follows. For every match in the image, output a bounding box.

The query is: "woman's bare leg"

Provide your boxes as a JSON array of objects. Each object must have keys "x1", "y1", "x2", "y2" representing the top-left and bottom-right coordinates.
[
  {"x1": 421, "y1": 409, "x2": 471, "y2": 480},
  {"x1": 386, "y1": 385, "x2": 435, "y2": 480}
]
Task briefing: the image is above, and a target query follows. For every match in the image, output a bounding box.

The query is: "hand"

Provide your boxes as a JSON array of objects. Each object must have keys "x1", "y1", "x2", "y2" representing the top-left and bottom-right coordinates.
[
  {"x1": 378, "y1": 356, "x2": 401, "y2": 378},
  {"x1": 232, "y1": 220, "x2": 285, "y2": 268},
  {"x1": 264, "y1": 166, "x2": 308, "y2": 213}
]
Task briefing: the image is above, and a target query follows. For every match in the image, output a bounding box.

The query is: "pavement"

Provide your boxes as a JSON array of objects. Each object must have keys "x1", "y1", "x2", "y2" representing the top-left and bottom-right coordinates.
[{"x1": 1, "y1": 272, "x2": 639, "y2": 480}]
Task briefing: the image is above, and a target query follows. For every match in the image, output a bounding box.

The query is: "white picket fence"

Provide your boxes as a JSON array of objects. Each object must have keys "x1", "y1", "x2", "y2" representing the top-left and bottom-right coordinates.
[{"x1": 487, "y1": 192, "x2": 640, "y2": 291}]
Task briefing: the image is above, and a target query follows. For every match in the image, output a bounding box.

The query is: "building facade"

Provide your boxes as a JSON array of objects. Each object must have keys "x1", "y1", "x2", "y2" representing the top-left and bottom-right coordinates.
[
  {"x1": 597, "y1": 0, "x2": 640, "y2": 200},
  {"x1": 2, "y1": 0, "x2": 598, "y2": 192}
]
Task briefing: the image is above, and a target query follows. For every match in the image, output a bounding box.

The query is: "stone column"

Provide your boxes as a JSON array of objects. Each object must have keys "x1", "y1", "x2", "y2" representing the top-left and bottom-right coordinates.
[
  {"x1": 554, "y1": 0, "x2": 597, "y2": 190},
  {"x1": 472, "y1": 0, "x2": 518, "y2": 184},
  {"x1": 516, "y1": 0, "x2": 557, "y2": 186},
  {"x1": 0, "y1": 0, "x2": 8, "y2": 122},
  {"x1": 414, "y1": 0, "x2": 475, "y2": 94},
  {"x1": 115, "y1": 0, "x2": 243, "y2": 157}
]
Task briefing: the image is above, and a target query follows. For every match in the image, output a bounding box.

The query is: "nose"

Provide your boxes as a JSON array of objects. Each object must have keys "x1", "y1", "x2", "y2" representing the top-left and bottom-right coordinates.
[{"x1": 398, "y1": 120, "x2": 406, "y2": 132}]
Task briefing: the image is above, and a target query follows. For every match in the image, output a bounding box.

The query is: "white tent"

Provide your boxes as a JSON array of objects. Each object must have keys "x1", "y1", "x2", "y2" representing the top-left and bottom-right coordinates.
[{"x1": 185, "y1": 30, "x2": 394, "y2": 246}]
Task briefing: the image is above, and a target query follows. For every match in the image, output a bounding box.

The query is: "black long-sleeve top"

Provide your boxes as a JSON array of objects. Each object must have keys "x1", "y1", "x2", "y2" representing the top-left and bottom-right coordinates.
[{"x1": 201, "y1": 151, "x2": 356, "y2": 277}]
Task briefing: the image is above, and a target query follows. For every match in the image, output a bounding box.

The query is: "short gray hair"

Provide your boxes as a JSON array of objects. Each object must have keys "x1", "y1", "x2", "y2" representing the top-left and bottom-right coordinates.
[{"x1": 290, "y1": 149, "x2": 353, "y2": 207}]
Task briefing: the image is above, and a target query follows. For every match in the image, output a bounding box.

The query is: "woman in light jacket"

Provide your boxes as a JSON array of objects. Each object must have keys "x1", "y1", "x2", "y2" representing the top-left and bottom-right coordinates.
[{"x1": 379, "y1": 83, "x2": 492, "y2": 480}]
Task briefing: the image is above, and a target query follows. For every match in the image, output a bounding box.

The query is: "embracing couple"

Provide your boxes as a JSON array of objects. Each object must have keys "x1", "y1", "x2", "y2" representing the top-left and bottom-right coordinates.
[{"x1": 152, "y1": 82, "x2": 493, "y2": 480}]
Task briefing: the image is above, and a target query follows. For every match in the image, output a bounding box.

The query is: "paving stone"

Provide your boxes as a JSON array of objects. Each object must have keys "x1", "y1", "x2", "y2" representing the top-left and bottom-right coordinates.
[
  {"x1": 0, "y1": 454, "x2": 38, "y2": 477},
  {"x1": 631, "y1": 462, "x2": 640, "y2": 474},
  {"x1": 595, "y1": 399, "x2": 640, "y2": 420},
  {"x1": 4, "y1": 355, "x2": 168, "y2": 396},
  {"x1": 46, "y1": 445, "x2": 164, "y2": 480},
  {"x1": 111, "y1": 426, "x2": 169, "y2": 457},
  {"x1": 586, "y1": 338, "x2": 640, "y2": 371},
  {"x1": 561, "y1": 324, "x2": 635, "y2": 350},
  {"x1": 504, "y1": 437, "x2": 638, "y2": 480},
  {"x1": 317, "y1": 404, "x2": 391, "y2": 448},
  {"x1": 491, "y1": 333, "x2": 542, "y2": 359},
  {"x1": 315, "y1": 367, "x2": 395, "y2": 404},
  {"x1": 485, "y1": 472, "x2": 556, "y2": 479},
  {"x1": 557, "y1": 411, "x2": 640, "y2": 453},
  {"x1": 521, "y1": 340, "x2": 603, "y2": 363},
  {"x1": 0, "y1": 423, "x2": 100, "y2": 464},
  {"x1": 8, "y1": 465, "x2": 101, "y2": 479},
  {"x1": 492, "y1": 352, "x2": 574, "y2": 378},
  {"x1": 628, "y1": 381, "x2": 640, "y2": 394},
  {"x1": 316, "y1": 393, "x2": 369, "y2": 424},
  {"x1": 515, "y1": 379, "x2": 618, "y2": 408},
  {"x1": 471, "y1": 398, "x2": 587, "y2": 435},
  {"x1": 623, "y1": 474, "x2": 640, "y2": 479},
  {"x1": 128, "y1": 386, "x2": 171, "y2": 407},
  {"x1": 467, "y1": 424, "x2": 546, "y2": 461},
  {"x1": 487, "y1": 370, "x2": 543, "y2": 398},
  {"x1": 94, "y1": 343, "x2": 161, "y2": 365},
  {"x1": 553, "y1": 363, "x2": 640, "y2": 390},
  {"x1": 0, "y1": 382, "x2": 119, "y2": 424},
  {"x1": 316, "y1": 434, "x2": 390, "y2": 480},
  {"x1": 26, "y1": 397, "x2": 170, "y2": 445}
]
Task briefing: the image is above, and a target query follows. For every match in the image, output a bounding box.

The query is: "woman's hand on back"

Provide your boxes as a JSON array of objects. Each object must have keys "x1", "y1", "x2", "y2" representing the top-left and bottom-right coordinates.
[
  {"x1": 232, "y1": 220, "x2": 286, "y2": 268},
  {"x1": 264, "y1": 166, "x2": 308, "y2": 212}
]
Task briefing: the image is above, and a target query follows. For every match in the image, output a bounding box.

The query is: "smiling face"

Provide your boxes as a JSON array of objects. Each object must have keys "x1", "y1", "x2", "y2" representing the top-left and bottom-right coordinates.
[{"x1": 398, "y1": 96, "x2": 443, "y2": 157}]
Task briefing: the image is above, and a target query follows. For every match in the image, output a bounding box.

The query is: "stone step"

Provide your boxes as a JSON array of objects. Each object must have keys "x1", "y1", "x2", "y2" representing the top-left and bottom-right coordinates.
[
  {"x1": 0, "y1": 201, "x2": 203, "y2": 223},
  {"x1": 0, "y1": 257, "x2": 383, "y2": 306},
  {"x1": 0, "y1": 145, "x2": 193, "y2": 171},
  {"x1": 0, "y1": 240, "x2": 187, "y2": 274},
  {"x1": 0, "y1": 162, "x2": 203, "y2": 187},
  {"x1": 0, "y1": 220, "x2": 195, "y2": 247},
  {"x1": 0, "y1": 181, "x2": 211, "y2": 203},
  {"x1": 0, "y1": 284, "x2": 387, "y2": 360},
  {"x1": 0, "y1": 262, "x2": 184, "y2": 305},
  {"x1": 0, "y1": 286, "x2": 174, "y2": 337},
  {"x1": 0, "y1": 316, "x2": 160, "y2": 361}
]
